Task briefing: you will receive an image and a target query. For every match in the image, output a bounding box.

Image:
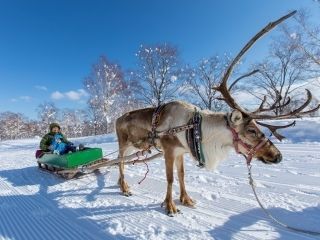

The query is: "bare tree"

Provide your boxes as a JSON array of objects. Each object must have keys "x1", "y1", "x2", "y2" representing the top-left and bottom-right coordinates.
[
  {"x1": 249, "y1": 30, "x2": 311, "y2": 115},
  {"x1": 185, "y1": 55, "x2": 233, "y2": 111},
  {"x1": 84, "y1": 56, "x2": 126, "y2": 134},
  {"x1": 60, "y1": 109, "x2": 87, "y2": 137},
  {"x1": 132, "y1": 44, "x2": 182, "y2": 107},
  {"x1": 24, "y1": 120, "x2": 42, "y2": 138},
  {"x1": 290, "y1": 11, "x2": 320, "y2": 68},
  {"x1": 0, "y1": 112, "x2": 28, "y2": 140},
  {"x1": 37, "y1": 102, "x2": 59, "y2": 134},
  {"x1": 277, "y1": 10, "x2": 320, "y2": 116}
]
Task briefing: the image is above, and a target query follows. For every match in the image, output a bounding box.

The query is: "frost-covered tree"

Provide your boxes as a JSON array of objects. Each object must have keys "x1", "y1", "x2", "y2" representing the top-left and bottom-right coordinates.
[
  {"x1": 292, "y1": 11, "x2": 320, "y2": 68},
  {"x1": 0, "y1": 112, "x2": 28, "y2": 140},
  {"x1": 24, "y1": 120, "x2": 42, "y2": 138},
  {"x1": 84, "y1": 56, "x2": 126, "y2": 134},
  {"x1": 185, "y1": 55, "x2": 233, "y2": 111},
  {"x1": 132, "y1": 44, "x2": 182, "y2": 106},
  {"x1": 109, "y1": 77, "x2": 142, "y2": 126},
  {"x1": 37, "y1": 102, "x2": 59, "y2": 134},
  {"x1": 250, "y1": 30, "x2": 311, "y2": 115},
  {"x1": 280, "y1": 11, "x2": 320, "y2": 100},
  {"x1": 60, "y1": 109, "x2": 87, "y2": 137}
]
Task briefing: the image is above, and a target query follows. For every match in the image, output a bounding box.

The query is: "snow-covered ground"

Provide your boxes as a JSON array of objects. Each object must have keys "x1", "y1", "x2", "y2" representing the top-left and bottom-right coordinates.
[{"x1": 0, "y1": 119, "x2": 320, "y2": 240}]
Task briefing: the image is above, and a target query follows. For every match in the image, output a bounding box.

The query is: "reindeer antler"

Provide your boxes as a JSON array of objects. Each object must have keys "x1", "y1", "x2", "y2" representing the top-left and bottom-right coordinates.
[
  {"x1": 213, "y1": 10, "x2": 320, "y2": 141},
  {"x1": 250, "y1": 89, "x2": 319, "y2": 119},
  {"x1": 251, "y1": 95, "x2": 291, "y2": 114},
  {"x1": 256, "y1": 121, "x2": 296, "y2": 141},
  {"x1": 213, "y1": 11, "x2": 297, "y2": 114}
]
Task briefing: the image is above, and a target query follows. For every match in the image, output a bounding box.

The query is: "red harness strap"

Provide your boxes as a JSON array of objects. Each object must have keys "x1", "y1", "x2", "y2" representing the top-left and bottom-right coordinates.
[{"x1": 228, "y1": 127, "x2": 268, "y2": 165}]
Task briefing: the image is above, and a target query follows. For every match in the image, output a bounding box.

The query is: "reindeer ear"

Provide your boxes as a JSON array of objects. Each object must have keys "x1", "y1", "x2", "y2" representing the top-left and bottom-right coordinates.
[{"x1": 230, "y1": 110, "x2": 243, "y2": 126}]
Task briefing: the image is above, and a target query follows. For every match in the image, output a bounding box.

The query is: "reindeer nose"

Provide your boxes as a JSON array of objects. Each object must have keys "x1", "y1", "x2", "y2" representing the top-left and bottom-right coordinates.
[{"x1": 274, "y1": 153, "x2": 282, "y2": 163}]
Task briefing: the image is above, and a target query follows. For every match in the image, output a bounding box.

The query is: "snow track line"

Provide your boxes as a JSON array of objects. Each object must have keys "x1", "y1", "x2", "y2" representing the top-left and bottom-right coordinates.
[{"x1": 0, "y1": 178, "x2": 111, "y2": 239}]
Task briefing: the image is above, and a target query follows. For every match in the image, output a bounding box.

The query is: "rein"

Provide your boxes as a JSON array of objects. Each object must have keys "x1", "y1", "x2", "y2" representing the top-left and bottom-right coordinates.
[
  {"x1": 225, "y1": 116, "x2": 320, "y2": 235},
  {"x1": 247, "y1": 163, "x2": 320, "y2": 236},
  {"x1": 224, "y1": 115, "x2": 268, "y2": 165},
  {"x1": 228, "y1": 126, "x2": 268, "y2": 165}
]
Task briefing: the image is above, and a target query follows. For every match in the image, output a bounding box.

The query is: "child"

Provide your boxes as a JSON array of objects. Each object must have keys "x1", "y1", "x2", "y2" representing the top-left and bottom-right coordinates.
[
  {"x1": 40, "y1": 123, "x2": 75, "y2": 155},
  {"x1": 52, "y1": 133, "x2": 68, "y2": 155}
]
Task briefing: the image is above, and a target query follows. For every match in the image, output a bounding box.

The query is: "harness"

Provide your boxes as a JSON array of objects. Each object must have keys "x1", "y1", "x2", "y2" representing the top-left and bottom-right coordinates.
[
  {"x1": 149, "y1": 105, "x2": 205, "y2": 167},
  {"x1": 151, "y1": 106, "x2": 269, "y2": 167},
  {"x1": 186, "y1": 110, "x2": 205, "y2": 167},
  {"x1": 224, "y1": 115, "x2": 268, "y2": 165},
  {"x1": 149, "y1": 104, "x2": 166, "y2": 151}
]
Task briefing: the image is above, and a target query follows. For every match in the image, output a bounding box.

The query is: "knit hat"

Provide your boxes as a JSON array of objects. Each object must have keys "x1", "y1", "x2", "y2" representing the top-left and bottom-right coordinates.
[{"x1": 49, "y1": 123, "x2": 61, "y2": 132}]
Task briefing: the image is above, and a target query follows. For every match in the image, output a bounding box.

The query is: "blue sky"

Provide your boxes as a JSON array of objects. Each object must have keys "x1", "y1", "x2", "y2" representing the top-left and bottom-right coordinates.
[{"x1": 0, "y1": 0, "x2": 319, "y2": 119}]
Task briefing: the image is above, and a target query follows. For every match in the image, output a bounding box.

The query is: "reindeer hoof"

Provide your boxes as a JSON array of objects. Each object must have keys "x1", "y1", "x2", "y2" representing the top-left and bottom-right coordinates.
[
  {"x1": 123, "y1": 191, "x2": 132, "y2": 197},
  {"x1": 180, "y1": 195, "x2": 196, "y2": 207},
  {"x1": 167, "y1": 208, "x2": 181, "y2": 217},
  {"x1": 162, "y1": 199, "x2": 180, "y2": 216},
  {"x1": 167, "y1": 212, "x2": 174, "y2": 217}
]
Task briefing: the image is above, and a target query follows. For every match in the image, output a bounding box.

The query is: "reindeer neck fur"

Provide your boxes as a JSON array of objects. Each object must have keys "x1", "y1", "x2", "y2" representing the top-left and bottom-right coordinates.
[{"x1": 200, "y1": 111, "x2": 234, "y2": 170}]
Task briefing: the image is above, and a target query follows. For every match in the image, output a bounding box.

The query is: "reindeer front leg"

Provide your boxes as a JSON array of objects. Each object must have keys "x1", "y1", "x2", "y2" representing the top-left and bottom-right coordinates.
[
  {"x1": 162, "y1": 152, "x2": 179, "y2": 216},
  {"x1": 176, "y1": 155, "x2": 195, "y2": 207}
]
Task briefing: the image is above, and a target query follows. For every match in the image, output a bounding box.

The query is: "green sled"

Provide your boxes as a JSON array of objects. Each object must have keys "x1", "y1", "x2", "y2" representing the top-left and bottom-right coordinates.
[{"x1": 38, "y1": 148, "x2": 103, "y2": 169}]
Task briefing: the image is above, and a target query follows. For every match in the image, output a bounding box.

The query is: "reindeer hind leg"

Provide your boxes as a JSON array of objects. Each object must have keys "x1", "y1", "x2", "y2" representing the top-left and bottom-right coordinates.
[{"x1": 116, "y1": 129, "x2": 132, "y2": 197}]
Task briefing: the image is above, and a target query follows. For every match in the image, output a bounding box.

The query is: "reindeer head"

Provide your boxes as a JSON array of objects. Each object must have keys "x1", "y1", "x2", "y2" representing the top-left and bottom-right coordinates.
[
  {"x1": 227, "y1": 110, "x2": 282, "y2": 164},
  {"x1": 213, "y1": 11, "x2": 320, "y2": 164}
]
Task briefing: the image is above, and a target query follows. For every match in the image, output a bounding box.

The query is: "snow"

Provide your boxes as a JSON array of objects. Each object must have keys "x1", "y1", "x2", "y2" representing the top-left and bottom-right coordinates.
[
  {"x1": 0, "y1": 119, "x2": 320, "y2": 240},
  {"x1": 290, "y1": 32, "x2": 298, "y2": 39},
  {"x1": 171, "y1": 75, "x2": 178, "y2": 82}
]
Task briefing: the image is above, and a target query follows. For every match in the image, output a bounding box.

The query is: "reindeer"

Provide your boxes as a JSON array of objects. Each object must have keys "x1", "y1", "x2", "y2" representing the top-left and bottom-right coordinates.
[{"x1": 115, "y1": 11, "x2": 320, "y2": 216}]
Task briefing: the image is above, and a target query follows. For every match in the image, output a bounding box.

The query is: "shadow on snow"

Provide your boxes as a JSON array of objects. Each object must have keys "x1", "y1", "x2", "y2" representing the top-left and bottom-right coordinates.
[{"x1": 209, "y1": 205, "x2": 320, "y2": 240}]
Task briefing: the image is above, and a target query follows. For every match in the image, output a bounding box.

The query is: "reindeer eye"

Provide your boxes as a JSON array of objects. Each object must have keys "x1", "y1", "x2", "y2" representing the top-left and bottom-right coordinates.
[{"x1": 247, "y1": 129, "x2": 257, "y2": 135}]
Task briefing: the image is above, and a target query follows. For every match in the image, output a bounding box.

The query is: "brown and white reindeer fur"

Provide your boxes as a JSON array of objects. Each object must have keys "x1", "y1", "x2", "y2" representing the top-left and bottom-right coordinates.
[{"x1": 115, "y1": 101, "x2": 281, "y2": 215}]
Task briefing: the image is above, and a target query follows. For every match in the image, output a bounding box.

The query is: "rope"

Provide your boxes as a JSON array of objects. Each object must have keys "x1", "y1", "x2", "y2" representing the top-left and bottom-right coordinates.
[
  {"x1": 247, "y1": 164, "x2": 320, "y2": 236},
  {"x1": 137, "y1": 159, "x2": 149, "y2": 184},
  {"x1": 103, "y1": 149, "x2": 119, "y2": 158},
  {"x1": 132, "y1": 150, "x2": 150, "y2": 184}
]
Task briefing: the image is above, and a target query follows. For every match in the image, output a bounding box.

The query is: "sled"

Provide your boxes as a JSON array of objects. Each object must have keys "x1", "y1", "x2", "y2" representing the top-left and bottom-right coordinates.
[
  {"x1": 36, "y1": 148, "x2": 109, "y2": 179},
  {"x1": 36, "y1": 148, "x2": 163, "y2": 179}
]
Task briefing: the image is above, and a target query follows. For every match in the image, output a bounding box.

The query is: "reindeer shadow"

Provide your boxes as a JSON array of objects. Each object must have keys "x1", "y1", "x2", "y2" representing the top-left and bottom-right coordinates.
[
  {"x1": 209, "y1": 206, "x2": 320, "y2": 240},
  {"x1": 85, "y1": 169, "x2": 107, "y2": 202}
]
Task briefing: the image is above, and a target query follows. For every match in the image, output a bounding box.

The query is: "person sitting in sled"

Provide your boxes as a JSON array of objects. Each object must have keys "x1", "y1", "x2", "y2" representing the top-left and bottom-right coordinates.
[{"x1": 40, "y1": 123, "x2": 76, "y2": 155}]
